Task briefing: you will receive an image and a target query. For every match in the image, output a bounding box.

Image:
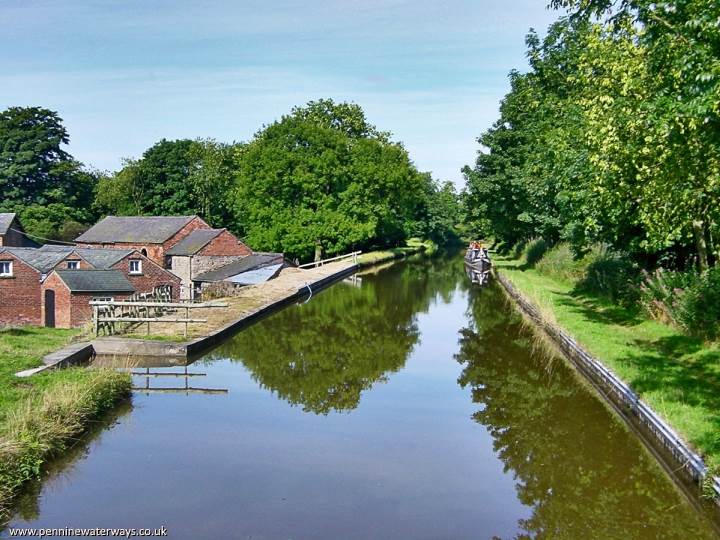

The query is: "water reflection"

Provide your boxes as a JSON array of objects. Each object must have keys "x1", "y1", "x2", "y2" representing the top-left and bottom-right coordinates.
[
  {"x1": 456, "y1": 282, "x2": 719, "y2": 539},
  {"x1": 207, "y1": 258, "x2": 463, "y2": 414}
]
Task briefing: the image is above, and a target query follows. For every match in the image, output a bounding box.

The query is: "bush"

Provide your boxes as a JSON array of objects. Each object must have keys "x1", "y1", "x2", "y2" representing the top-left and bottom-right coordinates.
[
  {"x1": 640, "y1": 267, "x2": 720, "y2": 339},
  {"x1": 535, "y1": 242, "x2": 590, "y2": 282},
  {"x1": 577, "y1": 248, "x2": 640, "y2": 305},
  {"x1": 523, "y1": 238, "x2": 548, "y2": 266}
]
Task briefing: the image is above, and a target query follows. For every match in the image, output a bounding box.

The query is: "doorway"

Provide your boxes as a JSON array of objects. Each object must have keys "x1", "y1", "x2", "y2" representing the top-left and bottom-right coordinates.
[{"x1": 44, "y1": 289, "x2": 55, "y2": 327}]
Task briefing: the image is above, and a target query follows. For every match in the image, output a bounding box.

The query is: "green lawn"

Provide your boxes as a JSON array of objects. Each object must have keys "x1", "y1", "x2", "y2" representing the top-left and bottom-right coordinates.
[
  {"x1": 0, "y1": 326, "x2": 85, "y2": 420},
  {"x1": 496, "y1": 256, "x2": 720, "y2": 469},
  {"x1": 0, "y1": 326, "x2": 131, "y2": 517}
]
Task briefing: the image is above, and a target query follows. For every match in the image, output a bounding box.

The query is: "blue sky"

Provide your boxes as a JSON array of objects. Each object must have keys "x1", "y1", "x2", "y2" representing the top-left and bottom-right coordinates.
[{"x1": 0, "y1": 0, "x2": 558, "y2": 187}]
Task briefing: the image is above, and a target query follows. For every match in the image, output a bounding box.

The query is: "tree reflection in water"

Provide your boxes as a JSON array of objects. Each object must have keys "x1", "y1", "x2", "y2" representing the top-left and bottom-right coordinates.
[
  {"x1": 456, "y1": 283, "x2": 717, "y2": 539},
  {"x1": 211, "y1": 258, "x2": 462, "y2": 415}
]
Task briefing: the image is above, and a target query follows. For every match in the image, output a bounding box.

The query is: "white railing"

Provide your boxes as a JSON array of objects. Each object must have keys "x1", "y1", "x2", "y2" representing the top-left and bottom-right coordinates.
[{"x1": 298, "y1": 251, "x2": 362, "y2": 269}]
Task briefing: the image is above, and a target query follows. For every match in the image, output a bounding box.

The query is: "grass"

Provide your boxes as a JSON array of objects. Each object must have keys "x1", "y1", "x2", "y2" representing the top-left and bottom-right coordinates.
[
  {"x1": 495, "y1": 254, "x2": 720, "y2": 470},
  {"x1": 0, "y1": 326, "x2": 131, "y2": 518},
  {"x1": 357, "y1": 239, "x2": 436, "y2": 267}
]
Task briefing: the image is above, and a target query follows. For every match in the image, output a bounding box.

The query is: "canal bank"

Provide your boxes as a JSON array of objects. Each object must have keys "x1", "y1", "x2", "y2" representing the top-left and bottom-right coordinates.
[
  {"x1": 3, "y1": 254, "x2": 719, "y2": 538},
  {"x1": 495, "y1": 270, "x2": 720, "y2": 504},
  {"x1": 493, "y1": 255, "x2": 720, "y2": 505}
]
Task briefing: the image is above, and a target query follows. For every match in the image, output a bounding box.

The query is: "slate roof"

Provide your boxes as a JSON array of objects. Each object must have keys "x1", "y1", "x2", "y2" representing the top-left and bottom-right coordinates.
[
  {"x1": 166, "y1": 229, "x2": 224, "y2": 256},
  {"x1": 0, "y1": 213, "x2": 16, "y2": 235},
  {"x1": 39, "y1": 245, "x2": 134, "y2": 269},
  {"x1": 55, "y1": 270, "x2": 135, "y2": 293},
  {"x1": 75, "y1": 216, "x2": 196, "y2": 244},
  {"x1": 3, "y1": 247, "x2": 70, "y2": 274},
  {"x1": 193, "y1": 253, "x2": 284, "y2": 282}
]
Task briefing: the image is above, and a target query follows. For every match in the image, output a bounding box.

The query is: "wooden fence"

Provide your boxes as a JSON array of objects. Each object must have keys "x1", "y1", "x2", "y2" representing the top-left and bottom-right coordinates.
[{"x1": 91, "y1": 296, "x2": 228, "y2": 337}]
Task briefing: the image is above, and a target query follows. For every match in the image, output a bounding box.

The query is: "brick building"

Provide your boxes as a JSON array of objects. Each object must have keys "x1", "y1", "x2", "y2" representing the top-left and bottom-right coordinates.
[
  {"x1": 75, "y1": 216, "x2": 212, "y2": 266},
  {"x1": 0, "y1": 213, "x2": 39, "y2": 248},
  {"x1": 165, "y1": 228, "x2": 253, "y2": 299},
  {"x1": 0, "y1": 249, "x2": 45, "y2": 325},
  {"x1": 0, "y1": 245, "x2": 180, "y2": 328},
  {"x1": 41, "y1": 270, "x2": 136, "y2": 328}
]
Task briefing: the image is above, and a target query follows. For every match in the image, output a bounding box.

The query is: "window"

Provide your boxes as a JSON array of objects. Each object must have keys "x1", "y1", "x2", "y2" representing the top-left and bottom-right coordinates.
[
  {"x1": 129, "y1": 259, "x2": 142, "y2": 274},
  {"x1": 0, "y1": 261, "x2": 12, "y2": 277},
  {"x1": 66, "y1": 260, "x2": 80, "y2": 270}
]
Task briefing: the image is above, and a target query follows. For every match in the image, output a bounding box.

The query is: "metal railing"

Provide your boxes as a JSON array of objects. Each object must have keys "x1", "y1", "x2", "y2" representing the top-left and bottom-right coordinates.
[{"x1": 298, "y1": 251, "x2": 362, "y2": 269}]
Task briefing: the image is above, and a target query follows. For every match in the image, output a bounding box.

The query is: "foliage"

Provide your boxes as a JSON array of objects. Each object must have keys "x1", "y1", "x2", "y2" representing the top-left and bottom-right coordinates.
[
  {"x1": 464, "y1": 1, "x2": 720, "y2": 271},
  {"x1": 0, "y1": 107, "x2": 97, "y2": 240},
  {"x1": 535, "y1": 243, "x2": 590, "y2": 282},
  {"x1": 641, "y1": 267, "x2": 720, "y2": 339},
  {"x1": 522, "y1": 237, "x2": 548, "y2": 266},
  {"x1": 94, "y1": 138, "x2": 240, "y2": 228},
  {"x1": 232, "y1": 100, "x2": 439, "y2": 260},
  {"x1": 576, "y1": 247, "x2": 640, "y2": 305}
]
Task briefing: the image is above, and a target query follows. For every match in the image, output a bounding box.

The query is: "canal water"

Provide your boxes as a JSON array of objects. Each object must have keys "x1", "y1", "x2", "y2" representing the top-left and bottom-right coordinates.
[{"x1": 4, "y1": 256, "x2": 719, "y2": 539}]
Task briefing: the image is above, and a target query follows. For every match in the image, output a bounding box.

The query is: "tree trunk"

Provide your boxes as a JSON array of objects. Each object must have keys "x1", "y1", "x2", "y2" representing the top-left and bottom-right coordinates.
[{"x1": 692, "y1": 219, "x2": 709, "y2": 272}]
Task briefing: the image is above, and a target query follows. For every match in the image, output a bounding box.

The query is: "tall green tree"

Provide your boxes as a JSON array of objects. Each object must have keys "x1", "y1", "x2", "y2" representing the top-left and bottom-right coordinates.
[
  {"x1": 233, "y1": 100, "x2": 429, "y2": 260},
  {"x1": 0, "y1": 106, "x2": 96, "y2": 240},
  {"x1": 95, "y1": 138, "x2": 240, "y2": 228}
]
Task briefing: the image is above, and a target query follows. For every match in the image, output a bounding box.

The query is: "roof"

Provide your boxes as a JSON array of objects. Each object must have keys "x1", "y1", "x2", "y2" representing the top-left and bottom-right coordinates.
[
  {"x1": 75, "y1": 216, "x2": 197, "y2": 244},
  {"x1": 54, "y1": 270, "x2": 136, "y2": 293},
  {"x1": 3, "y1": 247, "x2": 70, "y2": 274},
  {"x1": 0, "y1": 213, "x2": 16, "y2": 235},
  {"x1": 193, "y1": 253, "x2": 284, "y2": 282},
  {"x1": 226, "y1": 263, "x2": 283, "y2": 285},
  {"x1": 166, "y1": 229, "x2": 224, "y2": 256},
  {"x1": 40, "y1": 245, "x2": 134, "y2": 269}
]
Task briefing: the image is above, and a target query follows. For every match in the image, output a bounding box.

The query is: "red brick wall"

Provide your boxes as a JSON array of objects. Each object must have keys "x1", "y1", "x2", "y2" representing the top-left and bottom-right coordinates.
[
  {"x1": 41, "y1": 273, "x2": 136, "y2": 328},
  {"x1": 198, "y1": 230, "x2": 252, "y2": 256},
  {"x1": 75, "y1": 242, "x2": 166, "y2": 267},
  {"x1": 69, "y1": 292, "x2": 132, "y2": 328},
  {"x1": 41, "y1": 272, "x2": 71, "y2": 328},
  {"x1": 0, "y1": 253, "x2": 41, "y2": 326},
  {"x1": 112, "y1": 252, "x2": 181, "y2": 301}
]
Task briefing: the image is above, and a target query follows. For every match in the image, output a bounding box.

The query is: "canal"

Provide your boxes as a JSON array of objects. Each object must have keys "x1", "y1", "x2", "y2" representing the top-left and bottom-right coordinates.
[{"x1": 4, "y1": 255, "x2": 719, "y2": 539}]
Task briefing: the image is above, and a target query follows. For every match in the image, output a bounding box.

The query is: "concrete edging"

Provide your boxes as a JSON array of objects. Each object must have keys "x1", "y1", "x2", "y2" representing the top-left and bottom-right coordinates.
[{"x1": 494, "y1": 269, "x2": 720, "y2": 502}]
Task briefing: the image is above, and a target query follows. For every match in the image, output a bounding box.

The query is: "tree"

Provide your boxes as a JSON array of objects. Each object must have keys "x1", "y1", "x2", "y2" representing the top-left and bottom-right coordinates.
[
  {"x1": 232, "y1": 100, "x2": 428, "y2": 260},
  {"x1": 95, "y1": 138, "x2": 241, "y2": 228},
  {"x1": 0, "y1": 106, "x2": 96, "y2": 240}
]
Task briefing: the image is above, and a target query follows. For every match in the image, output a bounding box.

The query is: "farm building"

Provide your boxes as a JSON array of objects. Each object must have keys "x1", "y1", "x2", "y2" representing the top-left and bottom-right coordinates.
[
  {"x1": 0, "y1": 213, "x2": 39, "y2": 247},
  {"x1": 0, "y1": 245, "x2": 180, "y2": 328},
  {"x1": 41, "y1": 270, "x2": 136, "y2": 328},
  {"x1": 74, "y1": 215, "x2": 214, "y2": 266},
  {"x1": 165, "y1": 228, "x2": 253, "y2": 299}
]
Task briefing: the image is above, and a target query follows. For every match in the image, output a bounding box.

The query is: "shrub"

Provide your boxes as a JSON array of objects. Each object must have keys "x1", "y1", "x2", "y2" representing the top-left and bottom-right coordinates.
[
  {"x1": 508, "y1": 240, "x2": 526, "y2": 259},
  {"x1": 523, "y1": 238, "x2": 548, "y2": 266},
  {"x1": 535, "y1": 242, "x2": 590, "y2": 282},
  {"x1": 577, "y1": 248, "x2": 640, "y2": 305},
  {"x1": 640, "y1": 267, "x2": 720, "y2": 339}
]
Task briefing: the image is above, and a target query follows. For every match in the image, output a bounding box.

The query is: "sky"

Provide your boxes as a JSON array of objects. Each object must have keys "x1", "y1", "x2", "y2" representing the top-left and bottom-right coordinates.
[{"x1": 0, "y1": 0, "x2": 559, "y2": 188}]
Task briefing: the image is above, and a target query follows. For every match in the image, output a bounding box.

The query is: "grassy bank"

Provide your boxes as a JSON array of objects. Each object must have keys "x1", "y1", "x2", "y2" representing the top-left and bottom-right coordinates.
[
  {"x1": 0, "y1": 327, "x2": 131, "y2": 518},
  {"x1": 357, "y1": 239, "x2": 437, "y2": 267},
  {"x1": 495, "y1": 255, "x2": 720, "y2": 472}
]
